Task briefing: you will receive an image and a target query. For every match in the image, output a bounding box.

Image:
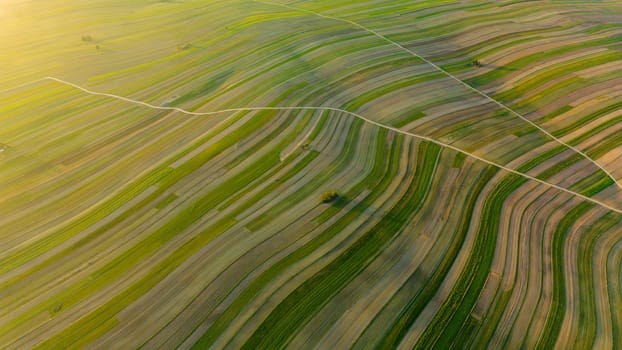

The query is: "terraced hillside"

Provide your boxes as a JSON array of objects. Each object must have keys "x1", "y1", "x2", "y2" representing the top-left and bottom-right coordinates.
[{"x1": 1, "y1": 0, "x2": 622, "y2": 349}]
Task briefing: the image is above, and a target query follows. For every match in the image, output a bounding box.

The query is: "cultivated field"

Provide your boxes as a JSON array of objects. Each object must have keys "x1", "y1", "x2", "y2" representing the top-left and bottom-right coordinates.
[{"x1": 1, "y1": 0, "x2": 622, "y2": 349}]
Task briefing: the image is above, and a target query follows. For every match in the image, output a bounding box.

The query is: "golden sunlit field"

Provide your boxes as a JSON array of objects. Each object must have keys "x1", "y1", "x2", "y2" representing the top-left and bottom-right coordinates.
[{"x1": 1, "y1": 0, "x2": 622, "y2": 349}]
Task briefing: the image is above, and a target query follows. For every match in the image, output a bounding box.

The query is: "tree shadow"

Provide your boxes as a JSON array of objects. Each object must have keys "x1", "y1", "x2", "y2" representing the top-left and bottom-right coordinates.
[{"x1": 329, "y1": 194, "x2": 349, "y2": 209}]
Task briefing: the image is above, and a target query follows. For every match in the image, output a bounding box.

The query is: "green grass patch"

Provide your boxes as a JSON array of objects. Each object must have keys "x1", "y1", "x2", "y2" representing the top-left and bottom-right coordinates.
[
  {"x1": 537, "y1": 105, "x2": 573, "y2": 123},
  {"x1": 155, "y1": 193, "x2": 178, "y2": 210},
  {"x1": 453, "y1": 152, "x2": 467, "y2": 168},
  {"x1": 391, "y1": 111, "x2": 426, "y2": 128},
  {"x1": 570, "y1": 170, "x2": 615, "y2": 197}
]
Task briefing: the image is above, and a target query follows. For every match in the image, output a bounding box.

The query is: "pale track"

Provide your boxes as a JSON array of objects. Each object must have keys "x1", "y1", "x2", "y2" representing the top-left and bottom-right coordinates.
[
  {"x1": 255, "y1": 0, "x2": 622, "y2": 190},
  {"x1": 33, "y1": 76, "x2": 622, "y2": 214}
]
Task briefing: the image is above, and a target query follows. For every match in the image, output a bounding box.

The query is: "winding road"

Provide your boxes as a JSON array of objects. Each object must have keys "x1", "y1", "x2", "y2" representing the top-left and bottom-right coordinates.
[
  {"x1": 37, "y1": 75, "x2": 622, "y2": 214},
  {"x1": 256, "y1": 0, "x2": 622, "y2": 191}
]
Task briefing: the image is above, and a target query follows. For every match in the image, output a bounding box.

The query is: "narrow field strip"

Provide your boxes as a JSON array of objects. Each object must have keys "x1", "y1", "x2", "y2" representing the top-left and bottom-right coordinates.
[
  {"x1": 254, "y1": 0, "x2": 622, "y2": 190},
  {"x1": 39, "y1": 76, "x2": 622, "y2": 214}
]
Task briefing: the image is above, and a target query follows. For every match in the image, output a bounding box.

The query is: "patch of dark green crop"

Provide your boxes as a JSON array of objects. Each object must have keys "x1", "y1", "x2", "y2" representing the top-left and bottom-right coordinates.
[
  {"x1": 516, "y1": 146, "x2": 566, "y2": 173},
  {"x1": 171, "y1": 69, "x2": 234, "y2": 106}
]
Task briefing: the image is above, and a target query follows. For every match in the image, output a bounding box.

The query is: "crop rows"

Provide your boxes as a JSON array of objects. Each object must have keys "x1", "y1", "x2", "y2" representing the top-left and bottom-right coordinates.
[{"x1": 1, "y1": 0, "x2": 622, "y2": 348}]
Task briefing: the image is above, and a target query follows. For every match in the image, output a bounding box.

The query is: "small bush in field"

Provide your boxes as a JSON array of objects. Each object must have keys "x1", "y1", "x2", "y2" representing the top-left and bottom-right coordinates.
[{"x1": 320, "y1": 191, "x2": 339, "y2": 204}]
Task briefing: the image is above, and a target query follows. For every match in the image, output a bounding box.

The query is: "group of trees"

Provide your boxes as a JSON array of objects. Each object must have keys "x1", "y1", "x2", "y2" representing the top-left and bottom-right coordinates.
[{"x1": 81, "y1": 35, "x2": 100, "y2": 50}]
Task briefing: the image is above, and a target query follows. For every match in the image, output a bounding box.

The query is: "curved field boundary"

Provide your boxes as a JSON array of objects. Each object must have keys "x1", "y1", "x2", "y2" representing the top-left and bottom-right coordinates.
[
  {"x1": 254, "y1": 0, "x2": 621, "y2": 190},
  {"x1": 42, "y1": 76, "x2": 622, "y2": 214}
]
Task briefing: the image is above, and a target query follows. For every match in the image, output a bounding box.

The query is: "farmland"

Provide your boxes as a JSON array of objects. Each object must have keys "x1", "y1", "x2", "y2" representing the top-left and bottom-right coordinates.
[{"x1": 1, "y1": 0, "x2": 622, "y2": 348}]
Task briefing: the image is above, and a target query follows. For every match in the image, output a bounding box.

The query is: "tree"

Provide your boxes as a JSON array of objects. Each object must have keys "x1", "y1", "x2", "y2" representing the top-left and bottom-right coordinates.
[{"x1": 320, "y1": 191, "x2": 339, "y2": 203}]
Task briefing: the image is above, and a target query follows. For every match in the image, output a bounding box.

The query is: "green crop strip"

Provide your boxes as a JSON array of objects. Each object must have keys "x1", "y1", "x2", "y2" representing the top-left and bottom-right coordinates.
[
  {"x1": 188, "y1": 128, "x2": 400, "y2": 349},
  {"x1": 390, "y1": 5, "x2": 552, "y2": 44},
  {"x1": 470, "y1": 289, "x2": 514, "y2": 348},
  {"x1": 536, "y1": 105, "x2": 573, "y2": 123},
  {"x1": 171, "y1": 69, "x2": 235, "y2": 107},
  {"x1": 435, "y1": 23, "x2": 577, "y2": 63},
  {"x1": 414, "y1": 174, "x2": 527, "y2": 349},
  {"x1": 34, "y1": 217, "x2": 238, "y2": 350},
  {"x1": 584, "y1": 130, "x2": 622, "y2": 160},
  {"x1": 1, "y1": 106, "x2": 308, "y2": 336},
  {"x1": 575, "y1": 212, "x2": 621, "y2": 349},
  {"x1": 553, "y1": 101, "x2": 622, "y2": 139},
  {"x1": 313, "y1": 129, "x2": 395, "y2": 225},
  {"x1": 29, "y1": 110, "x2": 320, "y2": 348},
  {"x1": 224, "y1": 98, "x2": 311, "y2": 171},
  {"x1": 570, "y1": 170, "x2": 615, "y2": 197},
  {"x1": 0, "y1": 109, "x2": 250, "y2": 280},
  {"x1": 583, "y1": 23, "x2": 622, "y2": 34},
  {"x1": 535, "y1": 154, "x2": 583, "y2": 181},
  {"x1": 4, "y1": 1, "x2": 622, "y2": 348},
  {"x1": 373, "y1": 166, "x2": 498, "y2": 349},
  {"x1": 0, "y1": 113, "x2": 281, "y2": 338},
  {"x1": 610, "y1": 240, "x2": 622, "y2": 346},
  {"x1": 194, "y1": 31, "x2": 372, "y2": 107},
  {"x1": 342, "y1": 72, "x2": 443, "y2": 111},
  {"x1": 511, "y1": 77, "x2": 587, "y2": 115},
  {"x1": 516, "y1": 146, "x2": 566, "y2": 173},
  {"x1": 217, "y1": 111, "x2": 319, "y2": 211},
  {"x1": 495, "y1": 51, "x2": 622, "y2": 104},
  {"x1": 466, "y1": 35, "x2": 622, "y2": 87},
  {"x1": 535, "y1": 201, "x2": 594, "y2": 350},
  {"x1": 155, "y1": 193, "x2": 179, "y2": 210},
  {"x1": 244, "y1": 118, "x2": 366, "y2": 232},
  {"x1": 239, "y1": 143, "x2": 441, "y2": 350},
  {"x1": 0, "y1": 164, "x2": 172, "y2": 277},
  {"x1": 219, "y1": 149, "x2": 320, "y2": 215},
  {"x1": 441, "y1": 36, "x2": 544, "y2": 74},
  {"x1": 453, "y1": 152, "x2": 468, "y2": 168}
]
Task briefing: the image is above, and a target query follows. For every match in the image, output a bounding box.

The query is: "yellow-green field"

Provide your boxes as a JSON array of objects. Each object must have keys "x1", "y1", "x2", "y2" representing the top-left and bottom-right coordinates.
[{"x1": 1, "y1": 0, "x2": 622, "y2": 348}]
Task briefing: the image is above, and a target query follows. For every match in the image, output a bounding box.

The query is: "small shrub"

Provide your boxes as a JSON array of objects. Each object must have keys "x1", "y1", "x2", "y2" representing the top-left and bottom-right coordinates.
[
  {"x1": 178, "y1": 43, "x2": 193, "y2": 51},
  {"x1": 52, "y1": 304, "x2": 63, "y2": 313},
  {"x1": 320, "y1": 191, "x2": 339, "y2": 203},
  {"x1": 471, "y1": 59, "x2": 482, "y2": 68},
  {"x1": 81, "y1": 35, "x2": 93, "y2": 42}
]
